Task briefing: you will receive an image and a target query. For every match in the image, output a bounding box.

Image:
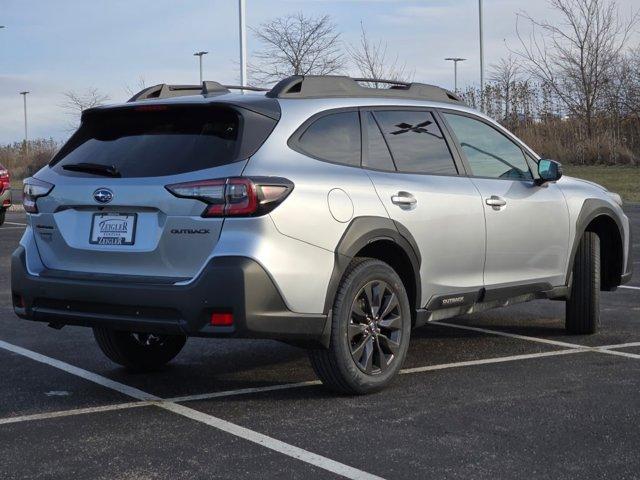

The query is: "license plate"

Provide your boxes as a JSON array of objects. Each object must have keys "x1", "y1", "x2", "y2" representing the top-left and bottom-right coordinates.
[{"x1": 90, "y1": 213, "x2": 137, "y2": 246}]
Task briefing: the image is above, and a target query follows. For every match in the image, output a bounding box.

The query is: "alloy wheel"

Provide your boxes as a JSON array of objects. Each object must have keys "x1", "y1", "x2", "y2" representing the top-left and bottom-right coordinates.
[{"x1": 348, "y1": 280, "x2": 403, "y2": 374}]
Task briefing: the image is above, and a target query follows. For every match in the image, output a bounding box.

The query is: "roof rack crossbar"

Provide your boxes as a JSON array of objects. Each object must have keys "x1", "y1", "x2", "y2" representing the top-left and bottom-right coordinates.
[
  {"x1": 128, "y1": 82, "x2": 268, "y2": 102},
  {"x1": 266, "y1": 75, "x2": 463, "y2": 104}
]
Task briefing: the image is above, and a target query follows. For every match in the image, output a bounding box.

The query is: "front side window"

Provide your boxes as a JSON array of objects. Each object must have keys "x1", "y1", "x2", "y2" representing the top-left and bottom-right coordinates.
[
  {"x1": 373, "y1": 110, "x2": 457, "y2": 175},
  {"x1": 443, "y1": 113, "x2": 533, "y2": 180},
  {"x1": 295, "y1": 111, "x2": 361, "y2": 166}
]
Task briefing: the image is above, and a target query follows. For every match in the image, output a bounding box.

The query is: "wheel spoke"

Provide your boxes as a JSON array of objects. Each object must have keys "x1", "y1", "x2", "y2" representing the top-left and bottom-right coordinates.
[
  {"x1": 351, "y1": 299, "x2": 368, "y2": 320},
  {"x1": 351, "y1": 333, "x2": 369, "y2": 360},
  {"x1": 362, "y1": 337, "x2": 374, "y2": 373},
  {"x1": 378, "y1": 314, "x2": 402, "y2": 331},
  {"x1": 374, "y1": 336, "x2": 388, "y2": 372},
  {"x1": 379, "y1": 292, "x2": 398, "y2": 319},
  {"x1": 377, "y1": 333, "x2": 400, "y2": 355},
  {"x1": 363, "y1": 283, "x2": 375, "y2": 317},
  {"x1": 348, "y1": 322, "x2": 367, "y2": 341}
]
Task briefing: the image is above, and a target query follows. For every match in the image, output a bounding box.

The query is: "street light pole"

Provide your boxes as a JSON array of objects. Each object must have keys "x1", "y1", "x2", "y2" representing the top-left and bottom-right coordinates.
[
  {"x1": 19, "y1": 91, "x2": 29, "y2": 159},
  {"x1": 239, "y1": 0, "x2": 247, "y2": 86},
  {"x1": 445, "y1": 58, "x2": 467, "y2": 93},
  {"x1": 478, "y1": 0, "x2": 485, "y2": 108},
  {"x1": 193, "y1": 51, "x2": 208, "y2": 84}
]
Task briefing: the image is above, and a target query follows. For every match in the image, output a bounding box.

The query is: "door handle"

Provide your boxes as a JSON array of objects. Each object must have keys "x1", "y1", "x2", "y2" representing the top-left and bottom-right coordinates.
[
  {"x1": 485, "y1": 195, "x2": 507, "y2": 207},
  {"x1": 391, "y1": 192, "x2": 417, "y2": 207}
]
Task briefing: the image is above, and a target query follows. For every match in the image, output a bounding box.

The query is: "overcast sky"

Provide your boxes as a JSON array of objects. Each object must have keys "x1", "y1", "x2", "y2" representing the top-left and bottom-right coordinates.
[{"x1": 1, "y1": 0, "x2": 638, "y2": 144}]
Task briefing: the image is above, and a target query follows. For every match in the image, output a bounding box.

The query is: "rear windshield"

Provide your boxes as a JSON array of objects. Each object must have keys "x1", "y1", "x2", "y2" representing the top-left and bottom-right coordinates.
[{"x1": 50, "y1": 105, "x2": 276, "y2": 178}]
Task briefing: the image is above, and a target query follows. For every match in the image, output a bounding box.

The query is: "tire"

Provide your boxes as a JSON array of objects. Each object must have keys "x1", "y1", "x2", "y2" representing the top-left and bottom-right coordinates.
[
  {"x1": 0, "y1": 208, "x2": 5, "y2": 226},
  {"x1": 309, "y1": 258, "x2": 412, "y2": 395},
  {"x1": 93, "y1": 328, "x2": 187, "y2": 371},
  {"x1": 566, "y1": 231, "x2": 600, "y2": 334}
]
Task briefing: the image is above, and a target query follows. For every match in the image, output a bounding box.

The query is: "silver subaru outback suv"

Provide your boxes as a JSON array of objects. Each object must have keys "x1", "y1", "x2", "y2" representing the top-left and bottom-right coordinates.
[{"x1": 12, "y1": 76, "x2": 633, "y2": 394}]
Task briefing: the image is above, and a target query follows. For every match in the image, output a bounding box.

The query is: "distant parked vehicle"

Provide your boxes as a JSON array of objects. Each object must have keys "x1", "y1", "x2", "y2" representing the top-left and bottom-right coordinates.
[
  {"x1": 11, "y1": 76, "x2": 634, "y2": 394},
  {"x1": 0, "y1": 164, "x2": 11, "y2": 225}
]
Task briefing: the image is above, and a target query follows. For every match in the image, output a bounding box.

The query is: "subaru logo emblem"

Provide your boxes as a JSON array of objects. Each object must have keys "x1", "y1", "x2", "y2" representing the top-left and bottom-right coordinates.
[{"x1": 93, "y1": 188, "x2": 113, "y2": 204}]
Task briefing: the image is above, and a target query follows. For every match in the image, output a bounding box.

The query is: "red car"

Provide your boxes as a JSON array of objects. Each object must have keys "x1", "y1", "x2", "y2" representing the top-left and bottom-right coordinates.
[{"x1": 0, "y1": 163, "x2": 11, "y2": 225}]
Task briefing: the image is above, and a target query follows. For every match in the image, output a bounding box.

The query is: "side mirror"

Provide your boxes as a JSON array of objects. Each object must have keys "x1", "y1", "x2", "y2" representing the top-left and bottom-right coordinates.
[{"x1": 537, "y1": 159, "x2": 563, "y2": 185}]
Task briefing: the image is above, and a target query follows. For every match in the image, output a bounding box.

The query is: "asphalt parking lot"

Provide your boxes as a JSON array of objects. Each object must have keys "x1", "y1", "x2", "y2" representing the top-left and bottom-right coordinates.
[{"x1": 1, "y1": 207, "x2": 639, "y2": 480}]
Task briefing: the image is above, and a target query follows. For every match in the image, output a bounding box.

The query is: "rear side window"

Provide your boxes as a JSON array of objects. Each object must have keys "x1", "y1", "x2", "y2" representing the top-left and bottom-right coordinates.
[
  {"x1": 443, "y1": 113, "x2": 533, "y2": 180},
  {"x1": 373, "y1": 110, "x2": 457, "y2": 175},
  {"x1": 50, "y1": 105, "x2": 276, "y2": 178},
  {"x1": 363, "y1": 112, "x2": 395, "y2": 171},
  {"x1": 293, "y1": 111, "x2": 361, "y2": 166}
]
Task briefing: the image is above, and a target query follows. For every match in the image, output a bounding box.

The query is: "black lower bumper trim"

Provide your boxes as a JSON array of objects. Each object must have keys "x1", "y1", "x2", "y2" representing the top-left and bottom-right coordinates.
[{"x1": 11, "y1": 247, "x2": 328, "y2": 345}]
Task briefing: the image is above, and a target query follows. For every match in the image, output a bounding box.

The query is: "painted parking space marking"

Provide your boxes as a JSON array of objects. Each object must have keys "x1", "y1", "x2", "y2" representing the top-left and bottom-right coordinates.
[
  {"x1": 620, "y1": 285, "x2": 640, "y2": 291},
  {"x1": 399, "y1": 348, "x2": 586, "y2": 374},
  {"x1": 167, "y1": 380, "x2": 322, "y2": 403},
  {"x1": 3, "y1": 336, "x2": 639, "y2": 429},
  {"x1": 431, "y1": 321, "x2": 585, "y2": 349},
  {"x1": 0, "y1": 401, "x2": 154, "y2": 426},
  {"x1": 432, "y1": 321, "x2": 640, "y2": 360},
  {"x1": 0, "y1": 339, "x2": 384, "y2": 480},
  {"x1": 3, "y1": 221, "x2": 27, "y2": 226}
]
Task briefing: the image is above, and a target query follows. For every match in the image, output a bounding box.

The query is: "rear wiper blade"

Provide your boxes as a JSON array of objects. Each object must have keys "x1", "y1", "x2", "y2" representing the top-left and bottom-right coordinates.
[{"x1": 62, "y1": 162, "x2": 121, "y2": 177}]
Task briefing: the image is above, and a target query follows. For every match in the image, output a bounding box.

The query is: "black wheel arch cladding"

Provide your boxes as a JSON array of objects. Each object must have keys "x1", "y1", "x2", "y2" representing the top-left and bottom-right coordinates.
[
  {"x1": 568, "y1": 199, "x2": 627, "y2": 290},
  {"x1": 323, "y1": 216, "x2": 422, "y2": 315}
]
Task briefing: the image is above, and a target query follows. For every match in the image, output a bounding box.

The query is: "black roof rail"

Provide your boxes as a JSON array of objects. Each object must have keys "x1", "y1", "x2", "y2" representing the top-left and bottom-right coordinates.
[
  {"x1": 127, "y1": 82, "x2": 269, "y2": 102},
  {"x1": 266, "y1": 75, "x2": 464, "y2": 104}
]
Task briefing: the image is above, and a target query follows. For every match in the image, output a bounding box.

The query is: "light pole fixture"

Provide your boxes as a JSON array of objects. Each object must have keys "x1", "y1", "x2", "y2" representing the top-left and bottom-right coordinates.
[
  {"x1": 478, "y1": 0, "x2": 485, "y2": 108},
  {"x1": 239, "y1": 0, "x2": 247, "y2": 87},
  {"x1": 193, "y1": 51, "x2": 209, "y2": 84},
  {"x1": 19, "y1": 91, "x2": 29, "y2": 158},
  {"x1": 445, "y1": 58, "x2": 466, "y2": 93}
]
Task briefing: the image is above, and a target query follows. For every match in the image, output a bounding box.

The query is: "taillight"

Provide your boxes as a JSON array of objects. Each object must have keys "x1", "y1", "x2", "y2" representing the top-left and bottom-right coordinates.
[
  {"x1": 23, "y1": 177, "x2": 54, "y2": 214},
  {"x1": 166, "y1": 177, "x2": 293, "y2": 218}
]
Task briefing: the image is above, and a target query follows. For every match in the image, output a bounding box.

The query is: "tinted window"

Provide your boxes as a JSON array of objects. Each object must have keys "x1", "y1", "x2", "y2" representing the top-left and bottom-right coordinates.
[
  {"x1": 363, "y1": 112, "x2": 395, "y2": 171},
  {"x1": 374, "y1": 110, "x2": 457, "y2": 175},
  {"x1": 297, "y1": 111, "x2": 361, "y2": 166},
  {"x1": 51, "y1": 106, "x2": 275, "y2": 178},
  {"x1": 443, "y1": 113, "x2": 533, "y2": 180}
]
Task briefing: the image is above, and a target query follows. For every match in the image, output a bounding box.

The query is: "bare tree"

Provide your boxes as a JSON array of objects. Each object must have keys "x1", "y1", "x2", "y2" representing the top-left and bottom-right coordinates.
[
  {"x1": 489, "y1": 55, "x2": 522, "y2": 119},
  {"x1": 346, "y1": 23, "x2": 413, "y2": 88},
  {"x1": 60, "y1": 88, "x2": 110, "y2": 130},
  {"x1": 251, "y1": 13, "x2": 345, "y2": 84},
  {"x1": 124, "y1": 76, "x2": 147, "y2": 98},
  {"x1": 515, "y1": 0, "x2": 638, "y2": 136}
]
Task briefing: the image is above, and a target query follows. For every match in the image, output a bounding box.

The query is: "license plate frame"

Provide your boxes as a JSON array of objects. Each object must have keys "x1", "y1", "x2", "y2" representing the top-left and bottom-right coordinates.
[{"x1": 89, "y1": 212, "x2": 138, "y2": 246}]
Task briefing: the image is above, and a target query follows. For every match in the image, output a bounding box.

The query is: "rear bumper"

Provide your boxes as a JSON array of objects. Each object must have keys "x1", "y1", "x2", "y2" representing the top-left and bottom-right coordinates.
[
  {"x1": 11, "y1": 246, "x2": 329, "y2": 346},
  {"x1": 0, "y1": 187, "x2": 11, "y2": 208}
]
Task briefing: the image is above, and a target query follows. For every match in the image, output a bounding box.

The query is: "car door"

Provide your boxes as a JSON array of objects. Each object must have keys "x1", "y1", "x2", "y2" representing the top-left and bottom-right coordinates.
[
  {"x1": 362, "y1": 108, "x2": 486, "y2": 307},
  {"x1": 440, "y1": 111, "x2": 570, "y2": 289}
]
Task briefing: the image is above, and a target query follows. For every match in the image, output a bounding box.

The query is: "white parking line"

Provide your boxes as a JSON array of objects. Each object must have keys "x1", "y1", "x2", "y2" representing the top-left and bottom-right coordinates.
[
  {"x1": 1, "y1": 336, "x2": 639, "y2": 430},
  {"x1": 167, "y1": 380, "x2": 322, "y2": 403},
  {"x1": 431, "y1": 322, "x2": 640, "y2": 361},
  {"x1": 0, "y1": 339, "x2": 384, "y2": 480},
  {"x1": 595, "y1": 348, "x2": 640, "y2": 359},
  {"x1": 431, "y1": 321, "x2": 585, "y2": 349},
  {"x1": 3, "y1": 221, "x2": 27, "y2": 226},
  {"x1": 620, "y1": 285, "x2": 640, "y2": 291},
  {"x1": 0, "y1": 401, "x2": 154, "y2": 426},
  {"x1": 399, "y1": 348, "x2": 586, "y2": 374}
]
